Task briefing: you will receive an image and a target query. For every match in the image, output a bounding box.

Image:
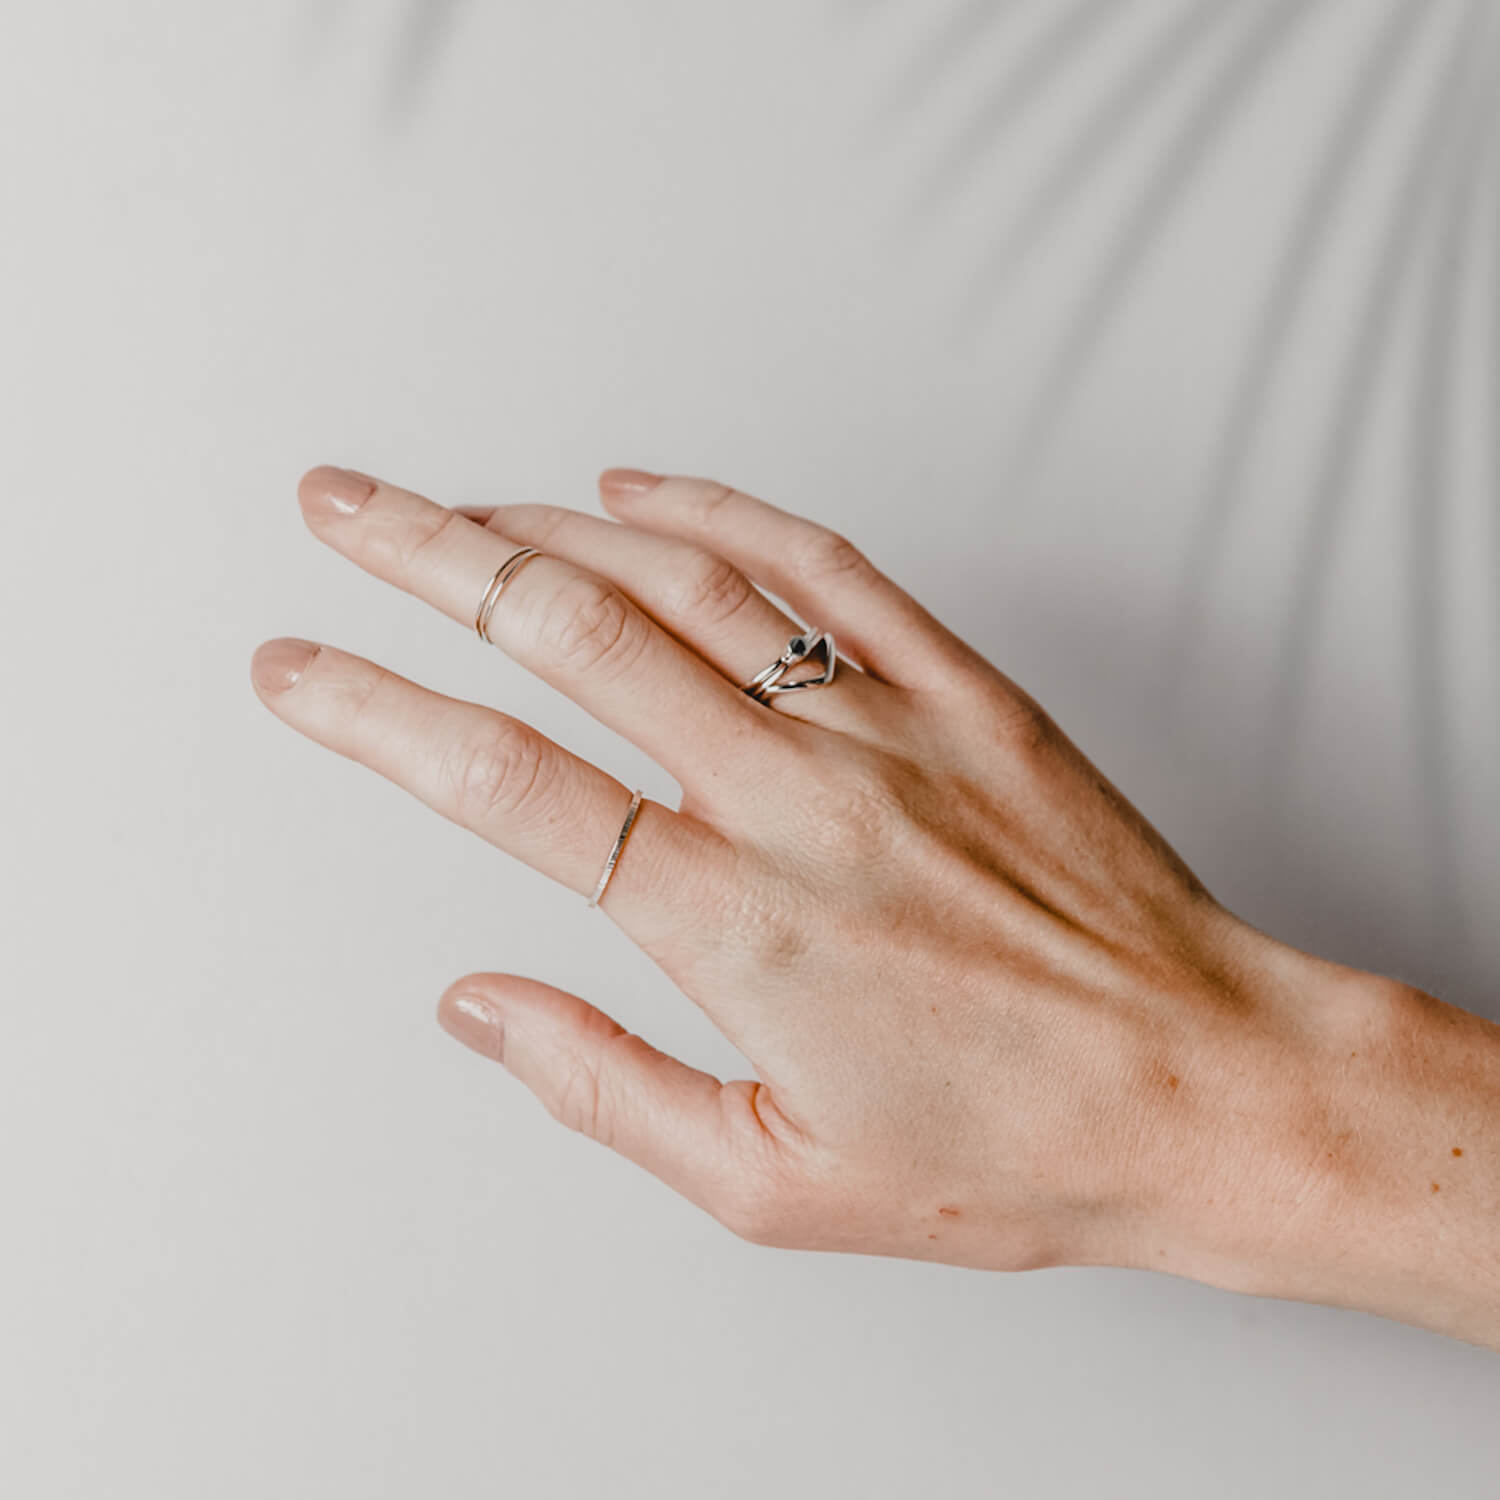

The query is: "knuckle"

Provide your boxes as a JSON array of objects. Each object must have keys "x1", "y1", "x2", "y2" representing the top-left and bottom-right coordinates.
[
  {"x1": 330, "y1": 660, "x2": 388, "y2": 723},
  {"x1": 993, "y1": 692, "x2": 1059, "y2": 759},
  {"x1": 666, "y1": 548, "x2": 754, "y2": 626},
  {"x1": 553, "y1": 1052, "x2": 611, "y2": 1146},
  {"x1": 501, "y1": 504, "x2": 572, "y2": 549},
  {"x1": 834, "y1": 782, "x2": 903, "y2": 863},
  {"x1": 399, "y1": 505, "x2": 467, "y2": 570},
  {"x1": 790, "y1": 527, "x2": 867, "y2": 587},
  {"x1": 796, "y1": 750, "x2": 909, "y2": 866},
  {"x1": 444, "y1": 720, "x2": 548, "y2": 825},
  {"x1": 686, "y1": 481, "x2": 735, "y2": 525},
  {"x1": 539, "y1": 574, "x2": 640, "y2": 675},
  {"x1": 712, "y1": 876, "x2": 814, "y2": 976}
]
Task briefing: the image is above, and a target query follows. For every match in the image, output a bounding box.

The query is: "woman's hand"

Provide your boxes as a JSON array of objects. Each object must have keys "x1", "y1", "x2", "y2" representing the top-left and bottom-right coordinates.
[{"x1": 253, "y1": 466, "x2": 1500, "y2": 1346}]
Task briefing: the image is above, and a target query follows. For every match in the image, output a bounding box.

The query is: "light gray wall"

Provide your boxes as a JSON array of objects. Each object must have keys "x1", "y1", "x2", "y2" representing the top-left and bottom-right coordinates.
[{"x1": 2, "y1": 2, "x2": 1497, "y2": 1495}]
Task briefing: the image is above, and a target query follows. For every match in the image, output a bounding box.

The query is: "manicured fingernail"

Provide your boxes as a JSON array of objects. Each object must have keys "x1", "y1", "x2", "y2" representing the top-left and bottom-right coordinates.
[
  {"x1": 438, "y1": 991, "x2": 507, "y2": 1064},
  {"x1": 599, "y1": 468, "x2": 662, "y2": 499},
  {"x1": 299, "y1": 465, "x2": 377, "y2": 520},
  {"x1": 252, "y1": 637, "x2": 320, "y2": 694}
]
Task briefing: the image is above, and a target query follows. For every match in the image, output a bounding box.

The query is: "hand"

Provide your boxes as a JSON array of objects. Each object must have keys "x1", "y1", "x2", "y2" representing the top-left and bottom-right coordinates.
[{"x1": 252, "y1": 466, "x2": 1500, "y2": 1344}]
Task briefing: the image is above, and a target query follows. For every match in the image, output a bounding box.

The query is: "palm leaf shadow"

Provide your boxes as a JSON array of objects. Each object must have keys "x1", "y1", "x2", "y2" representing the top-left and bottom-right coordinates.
[
  {"x1": 1172, "y1": 0, "x2": 1436, "y2": 663},
  {"x1": 862, "y1": 0, "x2": 1500, "y2": 975},
  {"x1": 907, "y1": 0, "x2": 1141, "y2": 223},
  {"x1": 880, "y1": 0, "x2": 1036, "y2": 130},
  {"x1": 1396, "y1": 11, "x2": 1499, "y2": 952},
  {"x1": 385, "y1": 0, "x2": 472, "y2": 123},
  {"x1": 305, "y1": 0, "x2": 473, "y2": 121},
  {"x1": 998, "y1": 0, "x2": 1325, "y2": 471},
  {"x1": 1263, "y1": 5, "x2": 1487, "y2": 784},
  {"x1": 981, "y1": 0, "x2": 1243, "y2": 286},
  {"x1": 1493, "y1": 148, "x2": 1500, "y2": 698},
  {"x1": 1488, "y1": 150, "x2": 1500, "y2": 702}
]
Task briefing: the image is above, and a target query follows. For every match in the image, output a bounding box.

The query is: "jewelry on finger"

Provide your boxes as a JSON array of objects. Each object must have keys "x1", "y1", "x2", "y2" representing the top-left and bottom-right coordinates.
[
  {"x1": 474, "y1": 546, "x2": 543, "y2": 644},
  {"x1": 587, "y1": 789, "x2": 644, "y2": 910},
  {"x1": 742, "y1": 629, "x2": 838, "y2": 703}
]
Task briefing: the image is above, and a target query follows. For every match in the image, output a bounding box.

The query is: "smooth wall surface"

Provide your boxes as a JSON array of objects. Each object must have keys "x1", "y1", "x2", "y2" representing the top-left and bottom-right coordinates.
[{"x1": 3, "y1": 2, "x2": 1498, "y2": 1495}]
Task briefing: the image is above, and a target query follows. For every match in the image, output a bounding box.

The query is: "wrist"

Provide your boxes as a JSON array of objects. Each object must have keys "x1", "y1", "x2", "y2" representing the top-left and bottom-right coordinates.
[{"x1": 1134, "y1": 936, "x2": 1500, "y2": 1345}]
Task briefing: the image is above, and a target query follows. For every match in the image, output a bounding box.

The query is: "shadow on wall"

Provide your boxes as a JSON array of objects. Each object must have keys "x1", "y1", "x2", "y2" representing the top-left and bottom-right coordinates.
[
  {"x1": 868, "y1": 0, "x2": 1500, "y2": 1004},
  {"x1": 305, "y1": 0, "x2": 473, "y2": 121}
]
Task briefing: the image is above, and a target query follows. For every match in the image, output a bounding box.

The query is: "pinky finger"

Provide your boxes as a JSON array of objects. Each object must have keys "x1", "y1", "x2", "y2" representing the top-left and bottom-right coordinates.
[{"x1": 437, "y1": 974, "x2": 800, "y2": 1243}]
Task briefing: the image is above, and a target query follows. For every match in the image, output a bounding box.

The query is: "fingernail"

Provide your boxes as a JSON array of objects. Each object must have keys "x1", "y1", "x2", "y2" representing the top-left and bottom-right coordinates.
[
  {"x1": 599, "y1": 468, "x2": 662, "y2": 499},
  {"x1": 437, "y1": 991, "x2": 507, "y2": 1064},
  {"x1": 251, "y1": 637, "x2": 319, "y2": 694},
  {"x1": 299, "y1": 465, "x2": 377, "y2": 520}
]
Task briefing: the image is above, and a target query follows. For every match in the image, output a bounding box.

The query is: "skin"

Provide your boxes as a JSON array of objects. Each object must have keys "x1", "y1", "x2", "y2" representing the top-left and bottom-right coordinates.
[{"x1": 252, "y1": 465, "x2": 1500, "y2": 1349}]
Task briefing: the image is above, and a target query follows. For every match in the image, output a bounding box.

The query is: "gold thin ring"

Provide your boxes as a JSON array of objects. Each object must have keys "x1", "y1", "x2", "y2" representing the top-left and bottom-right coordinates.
[
  {"x1": 475, "y1": 547, "x2": 542, "y2": 644},
  {"x1": 587, "y1": 789, "x2": 643, "y2": 910}
]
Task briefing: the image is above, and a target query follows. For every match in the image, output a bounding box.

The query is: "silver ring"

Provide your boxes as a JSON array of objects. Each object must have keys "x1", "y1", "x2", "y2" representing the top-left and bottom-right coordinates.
[
  {"x1": 742, "y1": 630, "x2": 837, "y2": 703},
  {"x1": 587, "y1": 789, "x2": 643, "y2": 909},
  {"x1": 475, "y1": 547, "x2": 542, "y2": 644}
]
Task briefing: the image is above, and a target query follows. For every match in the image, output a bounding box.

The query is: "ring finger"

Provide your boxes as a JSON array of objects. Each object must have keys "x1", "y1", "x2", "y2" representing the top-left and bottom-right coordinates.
[{"x1": 249, "y1": 637, "x2": 722, "y2": 942}]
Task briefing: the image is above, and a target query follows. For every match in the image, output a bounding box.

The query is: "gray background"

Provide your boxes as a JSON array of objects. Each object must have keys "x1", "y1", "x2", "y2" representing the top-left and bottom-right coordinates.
[{"x1": 3, "y1": 1, "x2": 1499, "y2": 1495}]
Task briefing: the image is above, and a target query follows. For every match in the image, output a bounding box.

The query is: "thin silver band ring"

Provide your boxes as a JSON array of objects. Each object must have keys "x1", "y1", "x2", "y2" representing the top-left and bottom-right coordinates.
[
  {"x1": 475, "y1": 547, "x2": 542, "y2": 644},
  {"x1": 587, "y1": 789, "x2": 643, "y2": 909}
]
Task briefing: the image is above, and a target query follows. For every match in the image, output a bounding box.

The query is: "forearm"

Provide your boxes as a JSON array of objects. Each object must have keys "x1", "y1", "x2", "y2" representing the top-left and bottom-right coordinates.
[{"x1": 1150, "y1": 946, "x2": 1500, "y2": 1347}]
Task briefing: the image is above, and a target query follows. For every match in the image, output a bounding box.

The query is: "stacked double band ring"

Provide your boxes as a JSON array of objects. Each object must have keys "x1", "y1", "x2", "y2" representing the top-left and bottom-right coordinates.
[
  {"x1": 474, "y1": 547, "x2": 543, "y2": 645},
  {"x1": 742, "y1": 629, "x2": 837, "y2": 703}
]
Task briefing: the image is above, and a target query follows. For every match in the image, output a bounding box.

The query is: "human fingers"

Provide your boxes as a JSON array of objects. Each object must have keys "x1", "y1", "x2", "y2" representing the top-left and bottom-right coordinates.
[
  {"x1": 597, "y1": 471, "x2": 987, "y2": 689},
  {"x1": 437, "y1": 973, "x2": 806, "y2": 1243},
  {"x1": 296, "y1": 467, "x2": 783, "y2": 790},
  {"x1": 250, "y1": 637, "x2": 722, "y2": 937},
  {"x1": 462, "y1": 503, "x2": 883, "y2": 729}
]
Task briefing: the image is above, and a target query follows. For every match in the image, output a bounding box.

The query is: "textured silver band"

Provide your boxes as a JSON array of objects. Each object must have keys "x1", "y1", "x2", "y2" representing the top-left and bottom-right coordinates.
[{"x1": 587, "y1": 789, "x2": 644, "y2": 909}]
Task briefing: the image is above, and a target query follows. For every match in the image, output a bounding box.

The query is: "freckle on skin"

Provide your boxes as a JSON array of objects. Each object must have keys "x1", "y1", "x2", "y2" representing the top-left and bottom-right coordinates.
[
  {"x1": 1432, "y1": 1183, "x2": 1441, "y2": 1193},
  {"x1": 938, "y1": 1206, "x2": 960, "y2": 1218},
  {"x1": 1167, "y1": 1075, "x2": 1179, "y2": 1092},
  {"x1": 1453, "y1": 1147, "x2": 1463, "y2": 1157},
  {"x1": 928, "y1": 1234, "x2": 937, "y2": 1241}
]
